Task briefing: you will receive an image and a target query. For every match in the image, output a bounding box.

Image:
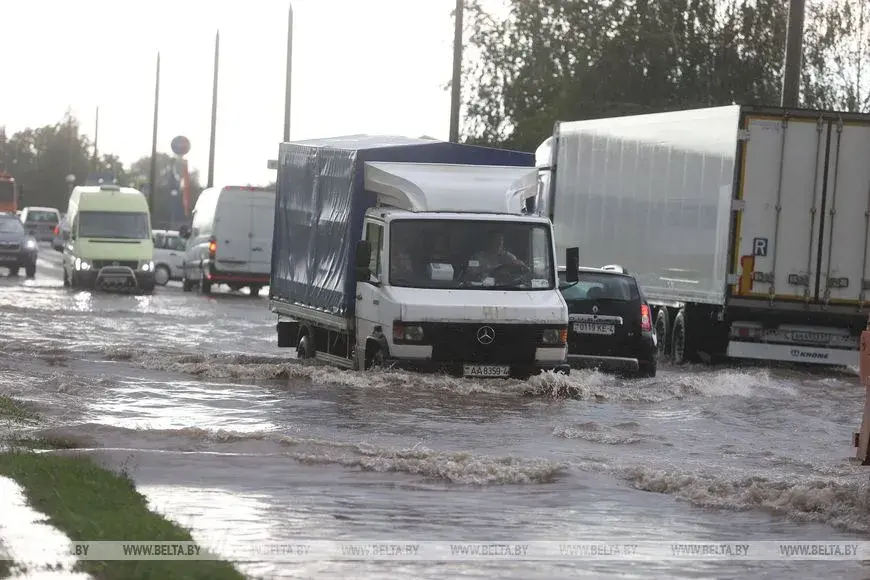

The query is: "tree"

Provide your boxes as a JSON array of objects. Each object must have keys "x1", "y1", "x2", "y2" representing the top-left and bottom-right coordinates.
[
  {"x1": 459, "y1": 0, "x2": 859, "y2": 149},
  {"x1": 127, "y1": 153, "x2": 203, "y2": 228},
  {"x1": 803, "y1": 0, "x2": 870, "y2": 111}
]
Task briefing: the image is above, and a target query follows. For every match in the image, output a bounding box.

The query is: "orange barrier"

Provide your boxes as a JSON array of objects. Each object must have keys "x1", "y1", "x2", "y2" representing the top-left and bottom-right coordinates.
[{"x1": 856, "y1": 329, "x2": 870, "y2": 465}]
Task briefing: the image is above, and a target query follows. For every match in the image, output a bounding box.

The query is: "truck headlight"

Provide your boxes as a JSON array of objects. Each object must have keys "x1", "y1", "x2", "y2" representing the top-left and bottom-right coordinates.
[
  {"x1": 140, "y1": 261, "x2": 154, "y2": 272},
  {"x1": 393, "y1": 322, "x2": 425, "y2": 342},
  {"x1": 24, "y1": 239, "x2": 37, "y2": 250},
  {"x1": 542, "y1": 328, "x2": 567, "y2": 345},
  {"x1": 74, "y1": 258, "x2": 91, "y2": 271}
]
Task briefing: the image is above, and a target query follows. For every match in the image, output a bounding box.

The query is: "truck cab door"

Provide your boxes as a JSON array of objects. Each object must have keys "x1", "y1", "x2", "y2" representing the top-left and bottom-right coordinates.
[{"x1": 355, "y1": 221, "x2": 385, "y2": 364}]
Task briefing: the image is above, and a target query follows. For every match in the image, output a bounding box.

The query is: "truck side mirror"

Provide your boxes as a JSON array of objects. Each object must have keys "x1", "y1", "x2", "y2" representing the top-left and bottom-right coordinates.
[
  {"x1": 355, "y1": 240, "x2": 372, "y2": 282},
  {"x1": 565, "y1": 247, "x2": 579, "y2": 283},
  {"x1": 179, "y1": 225, "x2": 191, "y2": 239}
]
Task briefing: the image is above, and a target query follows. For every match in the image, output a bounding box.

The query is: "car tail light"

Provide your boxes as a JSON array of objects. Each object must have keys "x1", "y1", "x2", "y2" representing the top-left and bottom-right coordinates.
[
  {"x1": 641, "y1": 304, "x2": 652, "y2": 332},
  {"x1": 208, "y1": 238, "x2": 217, "y2": 254},
  {"x1": 53, "y1": 225, "x2": 59, "y2": 235}
]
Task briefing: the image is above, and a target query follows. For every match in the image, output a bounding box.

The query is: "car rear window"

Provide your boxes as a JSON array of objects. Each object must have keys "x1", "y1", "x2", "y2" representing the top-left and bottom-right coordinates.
[
  {"x1": 26, "y1": 210, "x2": 59, "y2": 223},
  {"x1": 558, "y1": 271, "x2": 639, "y2": 301}
]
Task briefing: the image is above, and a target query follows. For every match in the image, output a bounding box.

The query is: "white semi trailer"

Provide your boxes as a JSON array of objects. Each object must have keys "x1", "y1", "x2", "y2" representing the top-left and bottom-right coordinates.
[{"x1": 536, "y1": 104, "x2": 870, "y2": 367}]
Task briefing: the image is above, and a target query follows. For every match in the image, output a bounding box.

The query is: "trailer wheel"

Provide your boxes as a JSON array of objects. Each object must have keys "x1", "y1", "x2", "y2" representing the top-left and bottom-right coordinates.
[
  {"x1": 297, "y1": 333, "x2": 315, "y2": 360},
  {"x1": 672, "y1": 311, "x2": 688, "y2": 365},
  {"x1": 655, "y1": 309, "x2": 670, "y2": 361}
]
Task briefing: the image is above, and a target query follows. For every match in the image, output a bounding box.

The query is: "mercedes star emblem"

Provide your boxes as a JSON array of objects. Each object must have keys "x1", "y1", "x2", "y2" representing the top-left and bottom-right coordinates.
[
  {"x1": 592, "y1": 305, "x2": 599, "y2": 314},
  {"x1": 476, "y1": 326, "x2": 495, "y2": 345}
]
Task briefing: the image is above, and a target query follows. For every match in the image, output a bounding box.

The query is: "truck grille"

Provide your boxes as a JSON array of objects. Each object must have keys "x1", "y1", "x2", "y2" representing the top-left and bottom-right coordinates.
[
  {"x1": 422, "y1": 323, "x2": 542, "y2": 364},
  {"x1": 93, "y1": 260, "x2": 138, "y2": 270},
  {"x1": 0, "y1": 242, "x2": 20, "y2": 251}
]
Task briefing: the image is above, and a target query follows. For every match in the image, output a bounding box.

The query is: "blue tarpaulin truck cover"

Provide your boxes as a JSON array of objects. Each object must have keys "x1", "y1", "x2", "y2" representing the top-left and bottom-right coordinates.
[{"x1": 269, "y1": 135, "x2": 534, "y2": 319}]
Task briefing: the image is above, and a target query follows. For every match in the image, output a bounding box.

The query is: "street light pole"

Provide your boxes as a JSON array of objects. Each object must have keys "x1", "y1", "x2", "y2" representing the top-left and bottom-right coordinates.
[
  {"x1": 149, "y1": 52, "x2": 160, "y2": 217},
  {"x1": 283, "y1": 3, "x2": 294, "y2": 142},
  {"x1": 781, "y1": 0, "x2": 806, "y2": 107},
  {"x1": 93, "y1": 105, "x2": 99, "y2": 172},
  {"x1": 448, "y1": 0, "x2": 464, "y2": 143},
  {"x1": 207, "y1": 30, "x2": 220, "y2": 188}
]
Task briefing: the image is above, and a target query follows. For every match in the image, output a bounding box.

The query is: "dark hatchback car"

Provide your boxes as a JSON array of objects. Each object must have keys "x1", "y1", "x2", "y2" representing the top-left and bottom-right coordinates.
[
  {"x1": 558, "y1": 265, "x2": 656, "y2": 377},
  {"x1": 0, "y1": 212, "x2": 38, "y2": 277}
]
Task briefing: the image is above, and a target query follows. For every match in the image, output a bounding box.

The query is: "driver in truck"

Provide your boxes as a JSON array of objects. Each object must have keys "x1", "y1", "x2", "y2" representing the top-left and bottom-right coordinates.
[{"x1": 471, "y1": 231, "x2": 524, "y2": 272}]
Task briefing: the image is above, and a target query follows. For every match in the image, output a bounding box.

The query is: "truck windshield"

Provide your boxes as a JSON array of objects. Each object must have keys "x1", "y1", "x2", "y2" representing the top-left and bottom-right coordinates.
[
  {"x1": 389, "y1": 219, "x2": 555, "y2": 290},
  {"x1": 79, "y1": 211, "x2": 150, "y2": 239}
]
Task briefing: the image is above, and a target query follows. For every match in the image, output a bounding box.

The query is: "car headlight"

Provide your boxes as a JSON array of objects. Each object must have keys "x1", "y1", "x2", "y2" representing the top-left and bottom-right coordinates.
[
  {"x1": 392, "y1": 322, "x2": 425, "y2": 342},
  {"x1": 74, "y1": 258, "x2": 91, "y2": 271},
  {"x1": 24, "y1": 239, "x2": 37, "y2": 250},
  {"x1": 140, "y1": 261, "x2": 154, "y2": 272},
  {"x1": 542, "y1": 328, "x2": 567, "y2": 345}
]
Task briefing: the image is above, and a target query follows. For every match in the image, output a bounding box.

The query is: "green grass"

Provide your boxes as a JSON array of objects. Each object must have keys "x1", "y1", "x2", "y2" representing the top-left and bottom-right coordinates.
[
  {"x1": 0, "y1": 452, "x2": 247, "y2": 580},
  {"x1": 0, "y1": 395, "x2": 39, "y2": 424},
  {"x1": 0, "y1": 395, "x2": 246, "y2": 580}
]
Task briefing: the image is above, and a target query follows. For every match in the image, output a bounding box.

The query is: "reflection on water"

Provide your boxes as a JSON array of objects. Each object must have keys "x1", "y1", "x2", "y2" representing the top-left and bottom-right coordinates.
[{"x1": 0, "y1": 476, "x2": 92, "y2": 579}]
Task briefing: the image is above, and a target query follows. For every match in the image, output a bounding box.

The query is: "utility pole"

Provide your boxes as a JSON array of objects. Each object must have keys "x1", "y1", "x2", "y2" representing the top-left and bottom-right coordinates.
[
  {"x1": 207, "y1": 30, "x2": 220, "y2": 188},
  {"x1": 448, "y1": 0, "x2": 464, "y2": 143},
  {"x1": 781, "y1": 0, "x2": 806, "y2": 107},
  {"x1": 93, "y1": 106, "x2": 99, "y2": 171},
  {"x1": 149, "y1": 52, "x2": 160, "y2": 216},
  {"x1": 283, "y1": 4, "x2": 294, "y2": 142}
]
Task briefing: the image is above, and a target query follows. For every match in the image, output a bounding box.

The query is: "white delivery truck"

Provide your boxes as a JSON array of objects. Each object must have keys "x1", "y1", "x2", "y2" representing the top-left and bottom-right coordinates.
[
  {"x1": 179, "y1": 185, "x2": 275, "y2": 296},
  {"x1": 270, "y1": 136, "x2": 570, "y2": 379},
  {"x1": 537, "y1": 105, "x2": 870, "y2": 367}
]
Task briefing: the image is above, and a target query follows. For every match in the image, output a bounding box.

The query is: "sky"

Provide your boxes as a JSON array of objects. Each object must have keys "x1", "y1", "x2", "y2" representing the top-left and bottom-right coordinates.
[{"x1": 0, "y1": 0, "x2": 468, "y2": 186}]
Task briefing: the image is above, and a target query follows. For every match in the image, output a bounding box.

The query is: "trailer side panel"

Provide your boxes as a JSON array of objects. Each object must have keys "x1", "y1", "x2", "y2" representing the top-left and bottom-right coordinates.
[{"x1": 551, "y1": 105, "x2": 741, "y2": 305}]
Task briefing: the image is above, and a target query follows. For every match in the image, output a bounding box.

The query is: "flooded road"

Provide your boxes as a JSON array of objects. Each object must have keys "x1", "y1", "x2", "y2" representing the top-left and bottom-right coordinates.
[{"x1": 2, "y1": 246, "x2": 869, "y2": 579}]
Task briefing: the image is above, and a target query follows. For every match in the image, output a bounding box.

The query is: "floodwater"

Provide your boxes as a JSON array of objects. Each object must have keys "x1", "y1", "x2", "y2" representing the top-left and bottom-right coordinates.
[{"x1": 1, "y1": 247, "x2": 869, "y2": 579}]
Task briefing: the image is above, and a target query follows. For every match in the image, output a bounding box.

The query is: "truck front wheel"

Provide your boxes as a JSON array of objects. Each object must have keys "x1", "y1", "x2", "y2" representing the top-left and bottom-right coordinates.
[
  {"x1": 365, "y1": 342, "x2": 385, "y2": 370},
  {"x1": 297, "y1": 334, "x2": 315, "y2": 360}
]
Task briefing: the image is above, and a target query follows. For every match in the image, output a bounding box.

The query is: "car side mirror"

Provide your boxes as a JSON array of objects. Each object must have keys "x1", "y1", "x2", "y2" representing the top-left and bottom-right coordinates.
[
  {"x1": 355, "y1": 240, "x2": 372, "y2": 282},
  {"x1": 565, "y1": 247, "x2": 579, "y2": 283},
  {"x1": 179, "y1": 225, "x2": 191, "y2": 239}
]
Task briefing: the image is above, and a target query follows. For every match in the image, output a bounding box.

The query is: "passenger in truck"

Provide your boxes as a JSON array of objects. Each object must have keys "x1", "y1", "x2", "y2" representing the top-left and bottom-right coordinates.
[{"x1": 391, "y1": 247, "x2": 417, "y2": 286}]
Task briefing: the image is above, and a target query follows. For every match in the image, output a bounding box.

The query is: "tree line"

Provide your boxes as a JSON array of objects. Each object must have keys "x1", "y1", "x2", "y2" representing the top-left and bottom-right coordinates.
[
  {"x1": 0, "y1": 111, "x2": 204, "y2": 225},
  {"x1": 460, "y1": 0, "x2": 870, "y2": 150}
]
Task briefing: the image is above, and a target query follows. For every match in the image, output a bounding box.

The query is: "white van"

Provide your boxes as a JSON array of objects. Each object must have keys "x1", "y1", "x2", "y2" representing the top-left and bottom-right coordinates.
[
  {"x1": 63, "y1": 184, "x2": 155, "y2": 292},
  {"x1": 179, "y1": 185, "x2": 275, "y2": 296}
]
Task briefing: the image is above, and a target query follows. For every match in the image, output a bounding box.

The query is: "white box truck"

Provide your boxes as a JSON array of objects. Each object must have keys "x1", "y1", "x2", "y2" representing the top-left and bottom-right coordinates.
[
  {"x1": 536, "y1": 105, "x2": 870, "y2": 367},
  {"x1": 270, "y1": 136, "x2": 570, "y2": 379}
]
